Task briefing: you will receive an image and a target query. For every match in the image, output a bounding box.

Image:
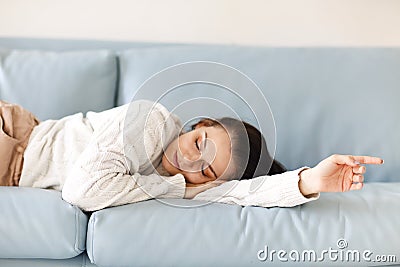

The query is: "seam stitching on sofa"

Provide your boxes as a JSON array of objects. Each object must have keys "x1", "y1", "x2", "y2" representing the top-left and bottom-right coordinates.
[
  {"x1": 74, "y1": 207, "x2": 80, "y2": 253},
  {"x1": 90, "y1": 213, "x2": 96, "y2": 264},
  {"x1": 114, "y1": 54, "x2": 120, "y2": 107},
  {"x1": 81, "y1": 250, "x2": 87, "y2": 267}
]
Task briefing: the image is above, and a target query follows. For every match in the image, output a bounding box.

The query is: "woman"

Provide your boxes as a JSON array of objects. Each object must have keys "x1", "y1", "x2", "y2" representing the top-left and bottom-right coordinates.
[{"x1": 0, "y1": 100, "x2": 383, "y2": 211}]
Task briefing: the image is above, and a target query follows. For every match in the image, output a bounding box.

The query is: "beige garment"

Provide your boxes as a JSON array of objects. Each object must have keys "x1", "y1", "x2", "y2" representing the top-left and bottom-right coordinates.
[{"x1": 0, "y1": 100, "x2": 39, "y2": 186}]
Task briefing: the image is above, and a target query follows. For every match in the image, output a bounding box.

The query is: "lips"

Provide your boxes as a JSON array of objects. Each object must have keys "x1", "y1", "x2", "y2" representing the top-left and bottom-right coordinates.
[{"x1": 174, "y1": 151, "x2": 180, "y2": 169}]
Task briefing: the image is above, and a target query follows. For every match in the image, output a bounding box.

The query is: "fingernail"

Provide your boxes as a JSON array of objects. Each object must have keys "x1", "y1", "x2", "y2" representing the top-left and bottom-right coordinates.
[
  {"x1": 354, "y1": 161, "x2": 361, "y2": 165},
  {"x1": 381, "y1": 159, "x2": 384, "y2": 164}
]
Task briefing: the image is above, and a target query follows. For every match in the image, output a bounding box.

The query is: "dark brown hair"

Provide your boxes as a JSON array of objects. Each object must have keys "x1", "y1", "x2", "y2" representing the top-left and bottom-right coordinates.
[{"x1": 192, "y1": 117, "x2": 286, "y2": 180}]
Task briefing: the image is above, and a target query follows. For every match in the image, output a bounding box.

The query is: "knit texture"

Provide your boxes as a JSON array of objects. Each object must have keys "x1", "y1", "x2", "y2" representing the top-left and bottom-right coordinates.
[
  {"x1": 21, "y1": 100, "x2": 186, "y2": 211},
  {"x1": 20, "y1": 100, "x2": 319, "y2": 211},
  {"x1": 193, "y1": 167, "x2": 319, "y2": 207}
]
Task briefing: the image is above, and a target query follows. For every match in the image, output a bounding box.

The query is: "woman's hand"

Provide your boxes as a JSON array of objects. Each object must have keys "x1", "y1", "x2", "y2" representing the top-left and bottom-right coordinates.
[
  {"x1": 299, "y1": 154, "x2": 384, "y2": 196},
  {"x1": 184, "y1": 179, "x2": 226, "y2": 199}
]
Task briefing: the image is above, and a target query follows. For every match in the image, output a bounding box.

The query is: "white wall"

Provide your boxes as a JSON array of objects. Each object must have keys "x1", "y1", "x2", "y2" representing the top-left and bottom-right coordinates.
[{"x1": 0, "y1": 0, "x2": 399, "y2": 46}]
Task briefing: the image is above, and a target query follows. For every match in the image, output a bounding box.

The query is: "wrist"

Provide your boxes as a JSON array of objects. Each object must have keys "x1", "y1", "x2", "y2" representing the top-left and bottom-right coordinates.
[
  {"x1": 298, "y1": 168, "x2": 318, "y2": 196},
  {"x1": 184, "y1": 186, "x2": 195, "y2": 199}
]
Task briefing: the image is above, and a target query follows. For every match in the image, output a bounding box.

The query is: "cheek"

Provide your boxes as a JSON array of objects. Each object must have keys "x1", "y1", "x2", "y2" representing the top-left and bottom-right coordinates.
[
  {"x1": 184, "y1": 172, "x2": 210, "y2": 184},
  {"x1": 175, "y1": 132, "x2": 195, "y2": 151},
  {"x1": 185, "y1": 174, "x2": 199, "y2": 184}
]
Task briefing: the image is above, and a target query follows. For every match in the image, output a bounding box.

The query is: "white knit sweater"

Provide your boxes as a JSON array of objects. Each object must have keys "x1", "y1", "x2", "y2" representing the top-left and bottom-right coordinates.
[{"x1": 19, "y1": 100, "x2": 319, "y2": 211}]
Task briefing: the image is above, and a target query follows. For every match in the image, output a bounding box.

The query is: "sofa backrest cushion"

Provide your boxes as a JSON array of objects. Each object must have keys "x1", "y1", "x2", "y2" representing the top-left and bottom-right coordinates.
[
  {"x1": 0, "y1": 49, "x2": 117, "y2": 120},
  {"x1": 118, "y1": 45, "x2": 400, "y2": 182}
]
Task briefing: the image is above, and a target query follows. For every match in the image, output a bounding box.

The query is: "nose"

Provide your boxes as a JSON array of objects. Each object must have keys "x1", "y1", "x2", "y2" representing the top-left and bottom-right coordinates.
[
  {"x1": 184, "y1": 160, "x2": 204, "y2": 173},
  {"x1": 183, "y1": 150, "x2": 201, "y2": 162},
  {"x1": 181, "y1": 152, "x2": 203, "y2": 172},
  {"x1": 181, "y1": 138, "x2": 217, "y2": 172},
  {"x1": 182, "y1": 153, "x2": 217, "y2": 174},
  {"x1": 178, "y1": 137, "x2": 216, "y2": 173}
]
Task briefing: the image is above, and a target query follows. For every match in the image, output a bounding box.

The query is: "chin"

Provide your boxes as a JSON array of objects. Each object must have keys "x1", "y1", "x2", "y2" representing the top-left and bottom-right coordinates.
[{"x1": 161, "y1": 153, "x2": 177, "y2": 175}]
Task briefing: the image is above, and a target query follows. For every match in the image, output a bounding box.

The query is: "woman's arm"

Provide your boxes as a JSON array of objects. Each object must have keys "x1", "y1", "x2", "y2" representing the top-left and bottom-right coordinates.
[
  {"x1": 61, "y1": 141, "x2": 186, "y2": 211},
  {"x1": 61, "y1": 102, "x2": 186, "y2": 212},
  {"x1": 184, "y1": 180, "x2": 225, "y2": 199},
  {"x1": 192, "y1": 167, "x2": 318, "y2": 207},
  {"x1": 192, "y1": 154, "x2": 383, "y2": 208},
  {"x1": 298, "y1": 154, "x2": 383, "y2": 194}
]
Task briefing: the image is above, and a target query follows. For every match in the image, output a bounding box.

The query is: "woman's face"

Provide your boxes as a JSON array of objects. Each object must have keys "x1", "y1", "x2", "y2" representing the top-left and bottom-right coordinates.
[{"x1": 162, "y1": 125, "x2": 232, "y2": 184}]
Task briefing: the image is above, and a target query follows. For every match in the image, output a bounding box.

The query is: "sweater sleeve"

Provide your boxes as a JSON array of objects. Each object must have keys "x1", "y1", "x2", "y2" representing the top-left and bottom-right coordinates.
[
  {"x1": 61, "y1": 153, "x2": 186, "y2": 212},
  {"x1": 192, "y1": 167, "x2": 320, "y2": 207},
  {"x1": 61, "y1": 102, "x2": 186, "y2": 212}
]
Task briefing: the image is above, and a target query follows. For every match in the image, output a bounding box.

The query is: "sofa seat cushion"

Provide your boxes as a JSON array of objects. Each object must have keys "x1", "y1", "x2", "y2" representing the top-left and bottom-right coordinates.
[
  {"x1": 0, "y1": 187, "x2": 88, "y2": 259},
  {"x1": 87, "y1": 182, "x2": 400, "y2": 267}
]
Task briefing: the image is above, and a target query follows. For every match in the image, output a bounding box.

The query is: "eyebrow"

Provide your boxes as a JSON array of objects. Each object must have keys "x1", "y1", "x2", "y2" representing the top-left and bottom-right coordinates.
[{"x1": 205, "y1": 131, "x2": 218, "y2": 179}]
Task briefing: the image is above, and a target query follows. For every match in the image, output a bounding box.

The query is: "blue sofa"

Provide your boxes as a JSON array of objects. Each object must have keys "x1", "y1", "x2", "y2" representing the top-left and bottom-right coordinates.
[{"x1": 0, "y1": 38, "x2": 399, "y2": 267}]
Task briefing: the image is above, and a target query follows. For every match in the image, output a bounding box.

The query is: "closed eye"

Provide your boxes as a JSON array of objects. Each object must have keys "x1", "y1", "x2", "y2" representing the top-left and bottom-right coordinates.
[
  {"x1": 195, "y1": 131, "x2": 206, "y2": 152},
  {"x1": 201, "y1": 163, "x2": 207, "y2": 177}
]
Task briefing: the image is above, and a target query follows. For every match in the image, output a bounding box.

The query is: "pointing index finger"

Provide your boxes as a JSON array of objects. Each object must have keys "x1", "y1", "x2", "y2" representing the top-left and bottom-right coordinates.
[{"x1": 353, "y1": 156, "x2": 384, "y2": 165}]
